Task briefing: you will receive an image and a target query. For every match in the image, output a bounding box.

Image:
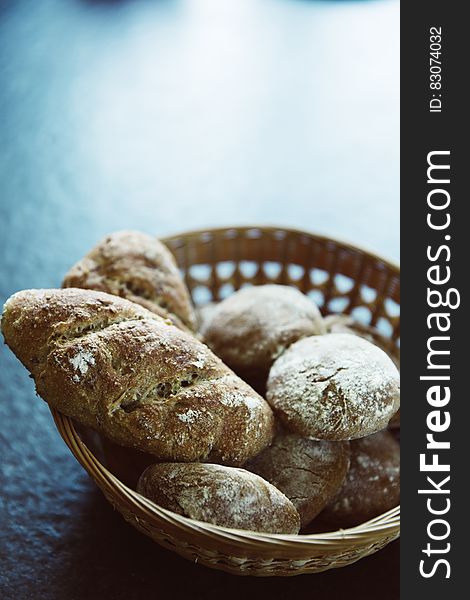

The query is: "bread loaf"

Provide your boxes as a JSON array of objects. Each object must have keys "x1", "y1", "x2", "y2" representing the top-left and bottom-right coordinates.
[
  {"x1": 137, "y1": 463, "x2": 301, "y2": 534},
  {"x1": 1, "y1": 288, "x2": 274, "y2": 465},
  {"x1": 246, "y1": 431, "x2": 350, "y2": 528},
  {"x1": 201, "y1": 284, "x2": 325, "y2": 393},
  {"x1": 266, "y1": 333, "x2": 400, "y2": 440},
  {"x1": 62, "y1": 230, "x2": 196, "y2": 331},
  {"x1": 312, "y1": 430, "x2": 400, "y2": 530}
]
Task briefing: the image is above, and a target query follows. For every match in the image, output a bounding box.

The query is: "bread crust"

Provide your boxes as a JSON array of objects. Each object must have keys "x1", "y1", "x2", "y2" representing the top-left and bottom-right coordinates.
[
  {"x1": 1, "y1": 288, "x2": 274, "y2": 465},
  {"x1": 201, "y1": 285, "x2": 325, "y2": 392},
  {"x1": 312, "y1": 430, "x2": 400, "y2": 530},
  {"x1": 267, "y1": 333, "x2": 400, "y2": 440},
  {"x1": 246, "y1": 431, "x2": 350, "y2": 528},
  {"x1": 62, "y1": 230, "x2": 196, "y2": 331},
  {"x1": 137, "y1": 462, "x2": 301, "y2": 534}
]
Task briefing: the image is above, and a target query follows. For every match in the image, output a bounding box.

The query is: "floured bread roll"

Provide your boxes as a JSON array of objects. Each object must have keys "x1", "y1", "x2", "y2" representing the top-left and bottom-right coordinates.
[
  {"x1": 246, "y1": 431, "x2": 350, "y2": 528},
  {"x1": 137, "y1": 463, "x2": 301, "y2": 534},
  {"x1": 201, "y1": 284, "x2": 325, "y2": 392},
  {"x1": 266, "y1": 333, "x2": 400, "y2": 440},
  {"x1": 312, "y1": 430, "x2": 400, "y2": 529},
  {"x1": 324, "y1": 315, "x2": 401, "y2": 430},
  {"x1": 1, "y1": 288, "x2": 274, "y2": 465},
  {"x1": 62, "y1": 230, "x2": 197, "y2": 331},
  {"x1": 324, "y1": 314, "x2": 377, "y2": 342},
  {"x1": 324, "y1": 313, "x2": 400, "y2": 369}
]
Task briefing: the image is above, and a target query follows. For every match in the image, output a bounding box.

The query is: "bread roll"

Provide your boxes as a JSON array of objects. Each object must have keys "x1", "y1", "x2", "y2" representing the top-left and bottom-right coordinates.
[
  {"x1": 246, "y1": 431, "x2": 350, "y2": 528},
  {"x1": 137, "y1": 463, "x2": 301, "y2": 534},
  {"x1": 1, "y1": 288, "x2": 274, "y2": 465},
  {"x1": 267, "y1": 333, "x2": 400, "y2": 440},
  {"x1": 324, "y1": 314, "x2": 377, "y2": 342},
  {"x1": 312, "y1": 430, "x2": 400, "y2": 529},
  {"x1": 324, "y1": 313, "x2": 401, "y2": 370},
  {"x1": 62, "y1": 230, "x2": 196, "y2": 331},
  {"x1": 201, "y1": 285, "x2": 325, "y2": 392},
  {"x1": 324, "y1": 315, "x2": 401, "y2": 430}
]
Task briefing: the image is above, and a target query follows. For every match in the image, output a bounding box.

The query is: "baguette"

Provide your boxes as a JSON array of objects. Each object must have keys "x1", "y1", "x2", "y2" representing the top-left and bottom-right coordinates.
[
  {"x1": 1, "y1": 288, "x2": 274, "y2": 465},
  {"x1": 62, "y1": 230, "x2": 196, "y2": 331}
]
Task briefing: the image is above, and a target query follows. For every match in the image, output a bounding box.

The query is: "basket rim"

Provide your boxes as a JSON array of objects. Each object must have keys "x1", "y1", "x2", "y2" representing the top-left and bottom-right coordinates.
[
  {"x1": 160, "y1": 224, "x2": 400, "y2": 275},
  {"x1": 51, "y1": 408, "x2": 400, "y2": 550}
]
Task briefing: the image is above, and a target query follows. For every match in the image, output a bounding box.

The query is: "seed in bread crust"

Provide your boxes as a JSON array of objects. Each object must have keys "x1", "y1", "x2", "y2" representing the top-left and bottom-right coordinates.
[
  {"x1": 62, "y1": 230, "x2": 197, "y2": 331},
  {"x1": 1, "y1": 288, "x2": 275, "y2": 465}
]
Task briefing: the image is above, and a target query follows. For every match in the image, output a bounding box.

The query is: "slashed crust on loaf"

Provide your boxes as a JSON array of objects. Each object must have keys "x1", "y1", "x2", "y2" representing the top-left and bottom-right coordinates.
[
  {"x1": 201, "y1": 284, "x2": 325, "y2": 392},
  {"x1": 1, "y1": 288, "x2": 274, "y2": 465},
  {"x1": 137, "y1": 463, "x2": 301, "y2": 534},
  {"x1": 62, "y1": 230, "x2": 196, "y2": 331},
  {"x1": 246, "y1": 431, "x2": 350, "y2": 528},
  {"x1": 267, "y1": 333, "x2": 400, "y2": 441}
]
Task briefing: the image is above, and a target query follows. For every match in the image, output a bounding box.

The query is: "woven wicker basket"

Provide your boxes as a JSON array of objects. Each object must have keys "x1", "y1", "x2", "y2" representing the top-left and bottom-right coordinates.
[{"x1": 51, "y1": 226, "x2": 400, "y2": 577}]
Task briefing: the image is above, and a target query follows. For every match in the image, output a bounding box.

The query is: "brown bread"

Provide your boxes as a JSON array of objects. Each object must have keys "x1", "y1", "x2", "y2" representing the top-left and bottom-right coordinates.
[
  {"x1": 137, "y1": 462, "x2": 301, "y2": 534},
  {"x1": 1, "y1": 288, "x2": 274, "y2": 465},
  {"x1": 62, "y1": 230, "x2": 196, "y2": 331},
  {"x1": 267, "y1": 333, "x2": 400, "y2": 440},
  {"x1": 311, "y1": 430, "x2": 400, "y2": 530},
  {"x1": 246, "y1": 431, "x2": 350, "y2": 528},
  {"x1": 201, "y1": 284, "x2": 325, "y2": 393}
]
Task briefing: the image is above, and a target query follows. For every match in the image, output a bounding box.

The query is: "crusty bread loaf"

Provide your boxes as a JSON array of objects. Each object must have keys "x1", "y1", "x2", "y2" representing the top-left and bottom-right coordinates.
[
  {"x1": 201, "y1": 285, "x2": 325, "y2": 393},
  {"x1": 62, "y1": 230, "x2": 196, "y2": 331},
  {"x1": 246, "y1": 431, "x2": 350, "y2": 528},
  {"x1": 1, "y1": 288, "x2": 274, "y2": 465},
  {"x1": 267, "y1": 333, "x2": 400, "y2": 440},
  {"x1": 137, "y1": 463, "x2": 301, "y2": 534},
  {"x1": 311, "y1": 430, "x2": 400, "y2": 530}
]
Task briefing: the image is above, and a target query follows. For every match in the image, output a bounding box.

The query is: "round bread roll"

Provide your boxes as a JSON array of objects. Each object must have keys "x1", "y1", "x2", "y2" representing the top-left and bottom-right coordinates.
[
  {"x1": 313, "y1": 430, "x2": 400, "y2": 530},
  {"x1": 324, "y1": 314, "x2": 377, "y2": 343},
  {"x1": 324, "y1": 314, "x2": 401, "y2": 430},
  {"x1": 137, "y1": 463, "x2": 301, "y2": 534},
  {"x1": 266, "y1": 333, "x2": 400, "y2": 440},
  {"x1": 246, "y1": 431, "x2": 350, "y2": 528},
  {"x1": 324, "y1": 313, "x2": 400, "y2": 370},
  {"x1": 201, "y1": 285, "x2": 325, "y2": 392}
]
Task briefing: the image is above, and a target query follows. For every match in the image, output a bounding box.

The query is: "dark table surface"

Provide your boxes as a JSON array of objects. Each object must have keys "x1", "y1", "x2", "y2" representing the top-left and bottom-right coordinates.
[{"x1": 0, "y1": 0, "x2": 399, "y2": 598}]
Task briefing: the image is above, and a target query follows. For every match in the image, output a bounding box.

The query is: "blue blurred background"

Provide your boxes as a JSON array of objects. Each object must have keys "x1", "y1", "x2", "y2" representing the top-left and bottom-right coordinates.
[
  {"x1": 0, "y1": 0, "x2": 399, "y2": 302},
  {"x1": 0, "y1": 1, "x2": 399, "y2": 597}
]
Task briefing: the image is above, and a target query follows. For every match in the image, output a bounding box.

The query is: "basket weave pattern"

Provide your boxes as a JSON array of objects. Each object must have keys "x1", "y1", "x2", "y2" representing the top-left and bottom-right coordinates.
[{"x1": 51, "y1": 226, "x2": 400, "y2": 577}]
